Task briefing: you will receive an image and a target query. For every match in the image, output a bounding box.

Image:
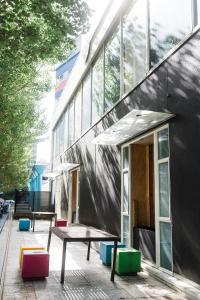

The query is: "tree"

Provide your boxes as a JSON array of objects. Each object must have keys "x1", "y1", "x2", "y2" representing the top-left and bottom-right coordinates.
[{"x1": 0, "y1": 0, "x2": 90, "y2": 191}]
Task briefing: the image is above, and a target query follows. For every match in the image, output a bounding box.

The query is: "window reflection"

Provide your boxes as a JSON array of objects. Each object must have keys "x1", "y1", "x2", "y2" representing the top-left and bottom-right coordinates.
[
  {"x1": 74, "y1": 88, "x2": 82, "y2": 140},
  {"x1": 150, "y1": 0, "x2": 191, "y2": 67},
  {"x1": 159, "y1": 162, "x2": 169, "y2": 218},
  {"x1": 123, "y1": 0, "x2": 147, "y2": 94},
  {"x1": 92, "y1": 51, "x2": 104, "y2": 123},
  {"x1": 160, "y1": 222, "x2": 172, "y2": 271},
  {"x1": 64, "y1": 109, "x2": 69, "y2": 149},
  {"x1": 82, "y1": 71, "x2": 91, "y2": 132},
  {"x1": 105, "y1": 26, "x2": 120, "y2": 110},
  {"x1": 68, "y1": 101, "x2": 74, "y2": 146}
]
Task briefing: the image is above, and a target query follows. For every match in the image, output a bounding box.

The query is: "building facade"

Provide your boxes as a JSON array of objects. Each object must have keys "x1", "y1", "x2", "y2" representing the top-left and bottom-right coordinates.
[{"x1": 51, "y1": 0, "x2": 200, "y2": 285}]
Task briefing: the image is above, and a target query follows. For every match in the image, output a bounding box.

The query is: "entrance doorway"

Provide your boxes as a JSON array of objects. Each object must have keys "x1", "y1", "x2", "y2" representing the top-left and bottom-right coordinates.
[
  {"x1": 121, "y1": 126, "x2": 172, "y2": 272},
  {"x1": 68, "y1": 168, "x2": 80, "y2": 223},
  {"x1": 131, "y1": 135, "x2": 155, "y2": 263}
]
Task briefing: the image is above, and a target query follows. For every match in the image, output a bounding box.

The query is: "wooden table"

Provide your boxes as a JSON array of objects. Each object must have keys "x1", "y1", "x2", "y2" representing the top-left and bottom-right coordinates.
[
  {"x1": 32, "y1": 211, "x2": 57, "y2": 232},
  {"x1": 47, "y1": 224, "x2": 120, "y2": 284}
]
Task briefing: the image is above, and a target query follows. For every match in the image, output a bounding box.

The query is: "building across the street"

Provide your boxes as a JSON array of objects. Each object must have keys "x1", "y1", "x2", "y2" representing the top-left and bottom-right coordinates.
[{"x1": 51, "y1": 0, "x2": 200, "y2": 286}]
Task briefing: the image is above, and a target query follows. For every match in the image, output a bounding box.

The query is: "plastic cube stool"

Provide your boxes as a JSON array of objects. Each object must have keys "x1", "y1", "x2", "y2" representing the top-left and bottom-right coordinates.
[
  {"x1": 55, "y1": 219, "x2": 68, "y2": 227},
  {"x1": 22, "y1": 249, "x2": 49, "y2": 279},
  {"x1": 19, "y1": 218, "x2": 30, "y2": 231},
  {"x1": 114, "y1": 248, "x2": 141, "y2": 275},
  {"x1": 100, "y1": 242, "x2": 126, "y2": 266},
  {"x1": 19, "y1": 244, "x2": 45, "y2": 269}
]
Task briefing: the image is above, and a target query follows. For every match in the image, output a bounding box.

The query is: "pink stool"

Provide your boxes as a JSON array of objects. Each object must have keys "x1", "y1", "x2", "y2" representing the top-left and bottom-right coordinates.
[
  {"x1": 22, "y1": 250, "x2": 49, "y2": 279},
  {"x1": 55, "y1": 219, "x2": 68, "y2": 227}
]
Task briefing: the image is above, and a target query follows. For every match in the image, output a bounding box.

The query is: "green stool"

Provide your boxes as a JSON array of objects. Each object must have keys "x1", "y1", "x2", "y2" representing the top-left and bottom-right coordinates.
[{"x1": 114, "y1": 248, "x2": 141, "y2": 275}]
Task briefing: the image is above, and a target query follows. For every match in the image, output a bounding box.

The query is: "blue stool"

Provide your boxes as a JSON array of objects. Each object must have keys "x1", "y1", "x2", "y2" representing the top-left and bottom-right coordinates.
[
  {"x1": 19, "y1": 218, "x2": 30, "y2": 231},
  {"x1": 100, "y1": 241, "x2": 126, "y2": 266}
]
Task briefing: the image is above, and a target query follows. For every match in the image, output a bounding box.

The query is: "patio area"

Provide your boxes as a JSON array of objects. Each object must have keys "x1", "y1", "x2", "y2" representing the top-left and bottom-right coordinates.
[{"x1": 2, "y1": 220, "x2": 188, "y2": 300}]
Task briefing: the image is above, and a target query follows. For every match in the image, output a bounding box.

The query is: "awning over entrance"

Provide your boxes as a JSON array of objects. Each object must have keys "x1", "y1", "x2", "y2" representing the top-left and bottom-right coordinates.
[
  {"x1": 45, "y1": 172, "x2": 60, "y2": 178},
  {"x1": 92, "y1": 109, "x2": 174, "y2": 145},
  {"x1": 56, "y1": 163, "x2": 80, "y2": 172}
]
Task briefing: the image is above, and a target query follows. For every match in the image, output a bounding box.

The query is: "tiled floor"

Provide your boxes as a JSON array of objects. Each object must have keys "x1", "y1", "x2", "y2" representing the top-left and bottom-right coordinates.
[{"x1": 3, "y1": 221, "x2": 188, "y2": 300}]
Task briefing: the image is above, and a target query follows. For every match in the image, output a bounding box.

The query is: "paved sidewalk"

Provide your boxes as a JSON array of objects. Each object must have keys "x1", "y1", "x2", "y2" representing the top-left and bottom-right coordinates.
[{"x1": 3, "y1": 220, "x2": 188, "y2": 300}]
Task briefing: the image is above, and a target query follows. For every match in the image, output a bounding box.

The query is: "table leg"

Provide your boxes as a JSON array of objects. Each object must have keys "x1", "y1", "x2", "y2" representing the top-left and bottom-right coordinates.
[
  {"x1": 33, "y1": 215, "x2": 35, "y2": 232},
  {"x1": 31, "y1": 214, "x2": 33, "y2": 228},
  {"x1": 47, "y1": 228, "x2": 52, "y2": 252},
  {"x1": 55, "y1": 214, "x2": 57, "y2": 226},
  {"x1": 61, "y1": 240, "x2": 67, "y2": 284},
  {"x1": 111, "y1": 240, "x2": 118, "y2": 281},
  {"x1": 50, "y1": 217, "x2": 52, "y2": 229},
  {"x1": 87, "y1": 241, "x2": 91, "y2": 261}
]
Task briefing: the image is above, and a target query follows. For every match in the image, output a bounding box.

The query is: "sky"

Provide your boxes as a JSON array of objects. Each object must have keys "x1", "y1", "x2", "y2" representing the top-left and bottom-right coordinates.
[{"x1": 36, "y1": 0, "x2": 109, "y2": 165}]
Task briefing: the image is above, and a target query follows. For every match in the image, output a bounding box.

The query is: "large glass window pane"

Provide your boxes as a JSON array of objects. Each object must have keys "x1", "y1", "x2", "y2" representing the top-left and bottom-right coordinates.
[
  {"x1": 159, "y1": 162, "x2": 170, "y2": 218},
  {"x1": 158, "y1": 128, "x2": 169, "y2": 160},
  {"x1": 64, "y1": 109, "x2": 68, "y2": 149},
  {"x1": 123, "y1": 147, "x2": 129, "y2": 169},
  {"x1": 53, "y1": 130, "x2": 56, "y2": 159},
  {"x1": 123, "y1": 0, "x2": 147, "y2": 94},
  {"x1": 197, "y1": 0, "x2": 200, "y2": 25},
  {"x1": 105, "y1": 25, "x2": 120, "y2": 110},
  {"x1": 74, "y1": 88, "x2": 82, "y2": 140},
  {"x1": 123, "y1": 215, "x2": 129, "y2": 246},
  {"x1": 59, "y1": 117, "x2": 65, "y2": 154},
  {"x1": 123, "y1": 172, "x2": 129, "y2": 213},
  {"x1": 150, "y1": 0, "x2": 191, "y2": 67},
  {"x1": 82, "y1": 71, "x2": 91, "y2": 132},
  {"x1": 92, "y1": 51, "x2": 104, "y2": 123},
  {"x1": 68, "y1": 101, "x2": 74, "y2": 146},
  {"x1": 160, "y1": 222, "x2": 172, "y2": 271},
  {"x1": 56, "y1": 126, "x2": 59, "y2": 157}
]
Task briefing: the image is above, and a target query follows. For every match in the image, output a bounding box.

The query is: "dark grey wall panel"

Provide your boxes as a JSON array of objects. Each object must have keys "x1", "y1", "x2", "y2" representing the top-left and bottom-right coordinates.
[
  {"x1": 61, "y1": 29, "x2": 200, "y2": 284},
  {"x1": 95, "y1": 144, "x2": 121, "y2": 236},
  {"x1": 167, "y1": 31, "x2": 200, "y2": 283}
]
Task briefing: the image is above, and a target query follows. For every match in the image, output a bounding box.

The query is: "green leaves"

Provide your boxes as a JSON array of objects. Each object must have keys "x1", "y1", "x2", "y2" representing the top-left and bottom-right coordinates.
[{"x1": 0, "y1": 0, "x2": 90, "y2": 191}]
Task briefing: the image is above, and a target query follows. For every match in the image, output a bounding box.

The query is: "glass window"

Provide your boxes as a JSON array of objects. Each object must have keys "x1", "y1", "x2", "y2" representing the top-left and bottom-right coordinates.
[
  {"x1": 123, "y1": 172, "x2": 129, "y2": 213},
  {"x1": 68, "y1": 101, "x2": 74, "y2": 146},
  {"x1": 74, "y1": 87, "x2": 82, "y2": 140},
  {"x1": 160, "y1": 222, "x2": 172, "y2": 271},
  {"x1": 123, "y1": 215, "x2": 129, "y2": 246},
  {"x1": 105, "y1": 25, "x2": 120, "y2": 110},
  {"x1": 123, "y1": 0, "x2": 147, "y2": 94},
  {"x1": 150, "y1": 0, "x2": 191, "y2": 67},
  {"x1": 56, "y1": 126, "x2": 59, "y2": 157},
  {"x1": 158, "y1": 128, "x2": 169, "y2": 159},
  {"x1": 123, "y1": 147, "x2": 129, "y2": 169},
  {"x1": 82, "y1": 71, "x2": 91, "y2": 132},
  {"x1": 159, "y1": 162, "x2": 170, "y2": 218},
  {"x1": 92, "y1": 51, "x2": 104, "y2": 123},
  {"x1": 197, "y1": 0, "x2": 200, "y2": 25},
  {"x1": 53, "y1": 130, "x2": 57, "y2": 159},
  {"x1": 59, "y1": 117, "x2": 65, "y2": 154},
  {"x1": 64, "y1": 109, "x2": 69, "y2": 149}
]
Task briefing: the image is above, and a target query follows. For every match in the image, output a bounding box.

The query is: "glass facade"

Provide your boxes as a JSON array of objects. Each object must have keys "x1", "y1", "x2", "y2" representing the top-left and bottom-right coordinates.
[
  {"x1": 53, "y1": 0, "x2": 197, "y2": 159},
  {"x1": 159, "y1": 162, "x2": 170, "y2": 218},
  {"x1": 105, "y1": 26, "x2": 120, "y2": 110},
  {"x1": 68, "y1": 101, "x2": 75, "y2": 146},
  {"x1": 123, "y1": 0, "x2": 147, "y2": 93},
  {"x1": 158, "y1": 128, "x2": 169, "y2": 160},
  {"x1": 82, "y1": 71, "x2": 92, "y2": 133},
  {"x1": 150, "y1": 0, "x2": 191, "y2": 67},
  {"x1": 160, "y1": 222, "x2": 172, "y2": 271},
  {"x1": 74, "y1": 88, "x2": 82, "y2": 140},
  {"x1": 64, "y1": 110, "x2": 69, "y2": 149},
  {"x1": 123, "y1": 172, "x2": 129, "y2": 213},
  {"x1": 92, "y1": 51, "x2": 104, "y2": 123}
]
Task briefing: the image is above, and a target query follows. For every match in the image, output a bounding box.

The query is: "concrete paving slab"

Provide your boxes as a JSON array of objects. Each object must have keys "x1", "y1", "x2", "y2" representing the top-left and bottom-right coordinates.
[{"x1": 2, "y1": 220, "x2": 189, "y2": 300}]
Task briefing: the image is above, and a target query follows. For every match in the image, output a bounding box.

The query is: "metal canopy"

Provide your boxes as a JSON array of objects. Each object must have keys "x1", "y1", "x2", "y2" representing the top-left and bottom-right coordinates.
[
  {"x1": 56, "y1": 163, "x2": 80, "y2": 172},
  {"x1": 45, "y1": 172, "x2": 60, "y2": 178},
  {"x1": 92, "y1": 109, "x2": 174, "y2": 146}
]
